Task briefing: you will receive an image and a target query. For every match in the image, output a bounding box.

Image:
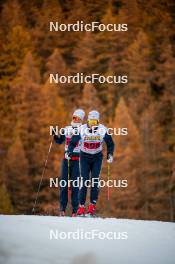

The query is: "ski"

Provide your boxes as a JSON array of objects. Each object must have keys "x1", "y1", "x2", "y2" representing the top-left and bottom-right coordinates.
[
  {"x1": 74, "y1": 214, "x2": 99, "y2": 218},
  {"x1": 85, "y1": 214, "x2": 97, "y2": 218}
]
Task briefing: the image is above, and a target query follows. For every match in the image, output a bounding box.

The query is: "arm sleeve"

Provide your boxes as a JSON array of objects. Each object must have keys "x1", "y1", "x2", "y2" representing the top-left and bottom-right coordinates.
[
  {"x1": 68, "y1": 134, "x2": 81, "y2": 154},
  {"x1": 53, "y1": 134, "x2": 65, "y2": 144},
  {"x1": 104, "y1": 133, "x2": 115, "y2": 157}
]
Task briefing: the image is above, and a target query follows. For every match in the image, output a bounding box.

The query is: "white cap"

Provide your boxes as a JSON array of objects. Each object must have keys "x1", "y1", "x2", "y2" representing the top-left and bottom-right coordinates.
[
  {"x1": 88, "y1": 110, "x2": 100, "y2": 121},
  {"x1": 73, "y1": 109, "x2": 85, "y2": 120}
]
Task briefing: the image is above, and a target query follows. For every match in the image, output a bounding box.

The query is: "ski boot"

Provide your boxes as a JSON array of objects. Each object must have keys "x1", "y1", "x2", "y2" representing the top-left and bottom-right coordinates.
[
  {"x1": 72, "y1": 209, "x2": 77, "y2": 217},
  {"x1": 86, "y1": 204, "x2": 95, "y2": 217},
  {"x1": 72, "y1": 213, "x2": 77, "y2": 217},
  {"x1": 59, "y1": 210, "x2": 65, "y2": 217},
  {"x1": 77, "y1": 205, "x2": 85, "y2": 216}
]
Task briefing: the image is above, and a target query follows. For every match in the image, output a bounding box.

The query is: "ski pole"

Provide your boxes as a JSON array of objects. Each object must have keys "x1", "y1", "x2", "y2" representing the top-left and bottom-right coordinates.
[
  {"x1": 32, "y1": 137, "x2": 53, "y2": 214},
  {"x1": 107, "y1": 163, "x2": 110, "y2": 202},
  {"x1": 67, "y1": 158, "x2": 71, "y2": 211}
]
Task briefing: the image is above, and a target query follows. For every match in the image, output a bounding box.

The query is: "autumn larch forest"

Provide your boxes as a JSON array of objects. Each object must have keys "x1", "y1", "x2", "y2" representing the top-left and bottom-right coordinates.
[{"x1": 0, "y1": 0, "x2": 174, "y2": 221}]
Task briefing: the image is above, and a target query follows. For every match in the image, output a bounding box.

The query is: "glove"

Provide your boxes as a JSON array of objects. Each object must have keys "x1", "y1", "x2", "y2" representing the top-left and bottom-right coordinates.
[
  {"x1": 65, "y1": 151, "x2": 71, "y2": 160},
  {"x1": 107, "y1": 154, "x2": 113, "y2": 163}
]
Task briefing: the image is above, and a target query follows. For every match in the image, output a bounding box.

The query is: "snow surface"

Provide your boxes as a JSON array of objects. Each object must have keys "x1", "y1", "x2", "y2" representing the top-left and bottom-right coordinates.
[{"x1": 0, "y1": 215, "x2": 175, "y2": 264}]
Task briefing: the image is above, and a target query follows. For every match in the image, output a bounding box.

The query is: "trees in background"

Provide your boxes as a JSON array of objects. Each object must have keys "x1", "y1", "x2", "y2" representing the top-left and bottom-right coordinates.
[{"x1": 0, "y1": 0, "x2": 174, "y2": 221}]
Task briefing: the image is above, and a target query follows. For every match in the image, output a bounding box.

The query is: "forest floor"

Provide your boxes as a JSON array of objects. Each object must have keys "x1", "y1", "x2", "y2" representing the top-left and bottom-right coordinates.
[{"x1": 0, "y1": 215, "x2": 175, "y2": 264}]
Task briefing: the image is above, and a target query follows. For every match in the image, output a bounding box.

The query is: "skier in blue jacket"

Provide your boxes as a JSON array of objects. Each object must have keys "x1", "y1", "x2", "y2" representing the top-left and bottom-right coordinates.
[
  {"x1": 53, "y1": 109, "x2": 85, "y2": 216},
  {"x1": 67, "y1": 110, "x2": 114, "y2": 216}
]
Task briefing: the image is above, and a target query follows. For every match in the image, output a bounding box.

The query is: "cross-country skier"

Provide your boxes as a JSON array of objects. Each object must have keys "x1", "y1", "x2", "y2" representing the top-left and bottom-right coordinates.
[
  {"x1": 53, "y1": 109, "x2": 85, "y2": 217},
  {"x1": 67, "y1": 110, "x2": 114, "y2": 216}
]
